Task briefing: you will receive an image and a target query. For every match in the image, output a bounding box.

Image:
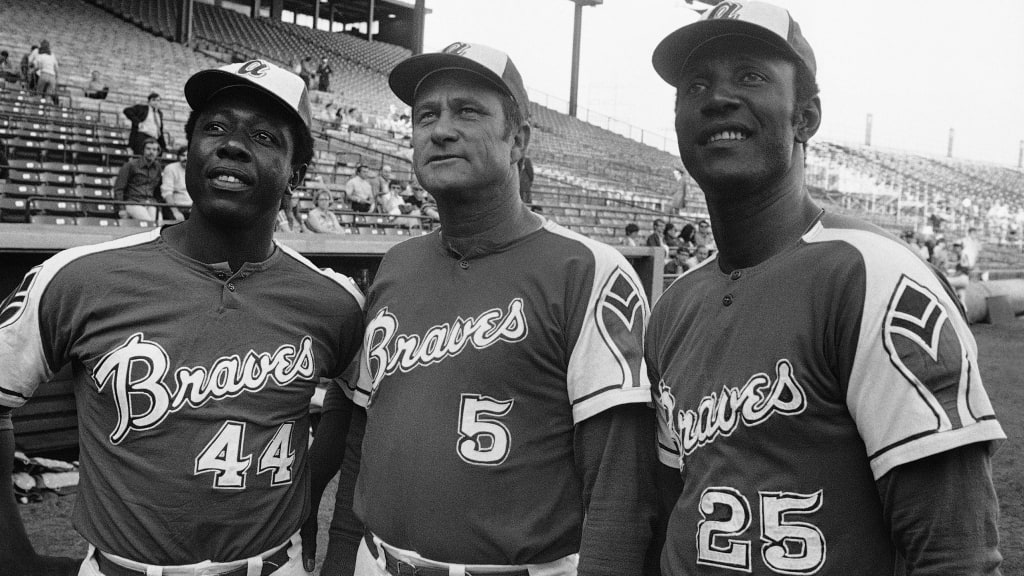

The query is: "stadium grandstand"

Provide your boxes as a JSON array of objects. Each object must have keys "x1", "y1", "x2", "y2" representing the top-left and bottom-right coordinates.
[{"x1": 2, "y1": 0, "x2": 1023, "y2": 269}]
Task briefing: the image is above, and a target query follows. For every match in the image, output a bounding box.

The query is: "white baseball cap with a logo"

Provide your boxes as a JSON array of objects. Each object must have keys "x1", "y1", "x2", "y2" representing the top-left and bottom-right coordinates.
[
  {"x1": 185, "y1": 59, "x2": 312, "y2": 134},
  {"x1": 389, "y1": 42, "x2": 530, "y2": 120},
  {"x1": 652, "y1": 0, "x2": 816, "y2": 88}
]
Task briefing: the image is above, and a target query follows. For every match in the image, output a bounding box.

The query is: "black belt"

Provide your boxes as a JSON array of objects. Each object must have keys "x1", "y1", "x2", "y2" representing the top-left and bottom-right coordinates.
[
  {"x1": 95, "y1": 546, "x2": 289, "y2": 576},
  {"x1": 364, "y1": 533, "x2": 530, "y2": 576}
]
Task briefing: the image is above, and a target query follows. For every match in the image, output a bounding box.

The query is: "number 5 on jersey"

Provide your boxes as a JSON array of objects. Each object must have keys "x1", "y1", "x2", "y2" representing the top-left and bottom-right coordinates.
[{"x1": 457, "y1": 394, "x2": 514, "y2": 465}]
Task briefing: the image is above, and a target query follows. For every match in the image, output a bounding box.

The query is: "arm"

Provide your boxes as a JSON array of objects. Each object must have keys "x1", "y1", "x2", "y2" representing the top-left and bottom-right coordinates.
[
  {"x1": 0, "y1": 409, "x2": 80, "y2": 576},
  {"x1": 112, "y1": 164, "x2": 130, "y2": 202},
  {"x1": 301, "y1": 384, "x2": 355, "y2": 572},
  {"x1": 646, "y1": 463, "x2": 683, "y2": 576},
  {"x1": 878, "y1": 442, "x2": 1002, "y2": 575},
  {"x1": 574, "y1": 403, "x2": 658, "y2": 576},
  {"x1": 305, "y1": 209, "x2": 330, "y2": 233},
  {"x1": 321, "y1": 403, "x2": 366, "y2": 576}
]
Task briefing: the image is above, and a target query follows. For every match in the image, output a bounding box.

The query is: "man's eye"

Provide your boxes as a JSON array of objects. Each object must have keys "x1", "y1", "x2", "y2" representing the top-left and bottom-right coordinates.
[
  {"x1": 740, "y1": 72, "x2": 767, "y2": 84},
  {"x1": 253, "y1": 131, "x2": 275, "y2": 144},
  {"x1": 204, "y1": 122, "x2": 226, "y2": 133},
  {"x1": 684, "y1": 82, "x2": 706, "y2": 96},
  {"x1": 415, "y1": 111, "x2": 436, "y2": 123},
  {"x1": 459, "y1": 106, "x2": 479, "y2": 115}
]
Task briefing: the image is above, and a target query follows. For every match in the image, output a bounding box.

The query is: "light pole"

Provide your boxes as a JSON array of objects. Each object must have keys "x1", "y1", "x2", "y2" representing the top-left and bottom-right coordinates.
[{"x1": 568, "y1": 0, "x2": 602, "y2": 118}]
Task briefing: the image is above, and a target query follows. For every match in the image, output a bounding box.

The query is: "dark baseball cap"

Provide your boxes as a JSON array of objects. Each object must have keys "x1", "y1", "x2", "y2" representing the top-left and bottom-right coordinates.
[
  {"x1": 652, "y1": 0, "x2": 816, "y2": 87},
  {"x1": 185, "y1": 59, "x2": 312, "y2": 136},
  {"x1": 389, "y1": 42, "x2": 530, "y2": 120}
]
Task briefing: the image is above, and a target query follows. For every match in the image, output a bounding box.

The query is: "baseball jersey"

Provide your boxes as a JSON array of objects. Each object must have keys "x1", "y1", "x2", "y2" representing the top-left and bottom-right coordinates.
[
  {"x1": 347, "y1": 219, "x2": 651, "y2": 565},
  {"x1": 0, "y1": 228, "x2": 364, "y2": 564},
  {"x1": 647, "y1": 212, "x2": 1004, "y2": 576}
]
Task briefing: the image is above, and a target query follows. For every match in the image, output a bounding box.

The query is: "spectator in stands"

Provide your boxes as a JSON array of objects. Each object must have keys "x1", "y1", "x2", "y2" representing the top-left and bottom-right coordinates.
[
  {"x1": 345, "y1": 165, "x2": 375, "y2": 212},
  {"x1": 114, "y1": 137, "x2": 163, "y2": 222},
  {"x1": 946, "y1": 241, "x2": 972, "y2": 302},
  {"x1": 373, "y1": 164, "x2": 393, "y2": 197},
  {"x1": 930, "y1": 237, "x2": 951, "y2": 271},
  {"x1": 84, "y1": 70, "x2": 109, "y2": 99},
  {"x1": 341, "y1": 106, "x2": 364, "y2": 130},
  {"x1": 22, "y1": 44, "x2": 38, "y2": 91},
  {"x1": 277, "y1": 191, "x2": 303, "y2": 233},
  {"x1": 33, "y1": 43, "x2": 59, "y2": 105},
  {"x1": 686, "y1": 244, "x2": 711, "y2": 270},
  {"x1": 300, "y1": 56, "x2": 316, "y2": 90},
  {"x1": 669, "y1": 167, "x2": 688, "y2": 214},
  {"x1": 519, "y1": 156, "x2": 534, "y2": 204},
  {"x1": 694, "y1": 218, "x2": 716, "y2": 252},
  {"x1": 664, "y1": 246, "x2": 690, "y2": 275},
  {"x1": 317, "y1": 57, "x2": 333, "y2": 92},
  {"x1": 646, "y1": 218, "x2": 669, "y2": 256},
  {"x1": 960, "y1": 227, "x2": 982, "y2": 276},
  {"x1": 664, "y1": 222, "x2": 684, "y2": 249},
  {"x1": 0, "y1": 51, "x2": 19, "y2": 84},
  {"x1": 410, "y1": 183, "x2": 438, "y2": 221},
  {"x1": 375, "y1": 180, "x2": 408, "y2": 216},
  {"x1": 306, "y1": 189, "x2": 345, "y2": 234},
  {"x1": 623, "y1": 223, "x2": 641, "y2": 246},
  {"x1": 160, "y1": 145, "x2": 191, "y2": 220},
  {"x1": 124, "y1": 92, "x2": 167, "y2": 154},
  {"x1": 317, "y1": 101, "x2": 337, "y2": 124}
]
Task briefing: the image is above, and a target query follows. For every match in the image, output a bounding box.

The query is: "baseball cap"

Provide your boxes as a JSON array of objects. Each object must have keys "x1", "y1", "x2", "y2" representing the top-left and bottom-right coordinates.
[
  {"x1": 185, "y1": 59, "x2": 312, "y2": 135},
  {"x1": 652, "y1": 0, "x2": 816, "y2": 87},
  {"x1": 389, "y1": 42, "x2": 530, "y2": 120}
]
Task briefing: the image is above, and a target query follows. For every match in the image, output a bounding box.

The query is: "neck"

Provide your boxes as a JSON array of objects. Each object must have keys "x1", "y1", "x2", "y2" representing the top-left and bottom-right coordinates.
[
  {"x1": 703, "y1": 161, "x2": 821, "y2": 272},
  {"x1": 162, "y1": 213, "x2": 277, "y2": 272},
  {"x1": 435, "y1": 184, "x2": 541, "y2": 259}
]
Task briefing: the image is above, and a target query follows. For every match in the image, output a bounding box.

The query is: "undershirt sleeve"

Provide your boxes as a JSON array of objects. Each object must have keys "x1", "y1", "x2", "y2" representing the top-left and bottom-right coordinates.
[
  {"x1": 574, "y1": 403, "x2": 658, "y2": 576},
  {"x1": 876, "y1": 441, "x2": 1002, "y2": 575}
]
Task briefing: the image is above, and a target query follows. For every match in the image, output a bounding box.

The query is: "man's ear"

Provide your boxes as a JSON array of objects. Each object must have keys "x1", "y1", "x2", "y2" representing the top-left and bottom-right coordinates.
[
  {"x1": 510, "y1": 123, "x2": 531, "y2": 166},
  {"x1": 289, "y1": 164, "x2": 308, "y2": 190},
  {"x1": 794, "y1": 96, "x2": 821, "y2": 143}
]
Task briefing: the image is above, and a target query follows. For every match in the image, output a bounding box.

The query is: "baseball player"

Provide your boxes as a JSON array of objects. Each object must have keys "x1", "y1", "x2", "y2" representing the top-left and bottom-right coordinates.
[
  {"x1": 647, "y1": 2, "x2": 1005, "y2": 574},
  {"x1": 0, "y1": 59, "x2": 364, "y2": 576},
  {"x1": 311, "y1": 42, "x2": 658, "y2": 576}
]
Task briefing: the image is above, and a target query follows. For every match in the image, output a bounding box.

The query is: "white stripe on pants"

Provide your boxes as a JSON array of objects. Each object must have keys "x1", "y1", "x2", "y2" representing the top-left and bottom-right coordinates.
[{"x1": 354, "y1": 535, "x2": 578, "y2": 576}]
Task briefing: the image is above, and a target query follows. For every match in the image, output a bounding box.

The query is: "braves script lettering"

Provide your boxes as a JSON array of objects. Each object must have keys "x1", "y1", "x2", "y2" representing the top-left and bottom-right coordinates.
[
  {"x1": 365, "y1": 299, "x2": 528, "y2": 400},
  {"x1": 661, "y1": 359, "x2": 807, "y2": 460},
  {"x1": 93, "y1": 333, "x2": 315, "y2": 444}
]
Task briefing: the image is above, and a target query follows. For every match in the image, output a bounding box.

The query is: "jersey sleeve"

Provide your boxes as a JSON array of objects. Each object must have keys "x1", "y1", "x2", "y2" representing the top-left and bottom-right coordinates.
[
  {"x1": 0, "y1": 262, "x2": 67, "y2": 408},
  {"x1": 829, "y1": 231, "x2": 1005, "y2": 479},
  {"x1": 566, "y1": 245, "x2": 652, "y2": 423}
]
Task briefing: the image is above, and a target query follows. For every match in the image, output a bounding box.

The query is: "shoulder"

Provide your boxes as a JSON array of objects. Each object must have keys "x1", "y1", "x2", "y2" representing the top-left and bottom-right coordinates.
[
  {"x1": 28, "y1": 230, "x2": 163, "y2": 293},
  {"x1": 275, "y1": 242, "x2": 366, "y2": 311}
]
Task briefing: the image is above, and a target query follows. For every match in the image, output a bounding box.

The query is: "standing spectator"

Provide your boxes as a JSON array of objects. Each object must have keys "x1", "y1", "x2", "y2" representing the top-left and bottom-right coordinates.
[
  {"x1": 960, "y1": 226, "x2": 982, "y2": 276},
  {"x1": 160, "y1": 145, "x2": 191, "y2": 220},
  {"x1": 649, "y1": 2, "x2": 1004, "y2": 573},
  {"x1": 646, "y1": 218, "x2": 669, "y2": 257},
  {"x1": 300, "y1": 56, "x2": 316, "y2": 90},
  {"x1": 0, "y1": 51, "x2": 19, "y2": 83},
  {"x1": 669, "y1": 167, "x2": 688, "y2": 214},
  {"x1": 33, "y1": 43, "x2": 59, "y2": 105},
  {"x1": 22, "y1": 44, "x2": 38, "y2": 91},
  {"x1": 84, "y1": 70, "x2": 109, "y2": 99},
  {"x1": 113, "y1": 137, "x2": 163, "y2": 222},
  {"x1": 372, "y1": 164, "x2": 393, "y2": 197},
  {"x1": 344, "y1": 165, "x2": 375, "y2": 213},
  {"x1": 124, "y1": 92, "x2": 166, "y2": 154},
  {"x1": 306, "y1": 190, "x2": 345, "y2": 234},
  {"x1": 623, "y1": 222, "x2": 641, "y2": 246},
  {"x1": 519, "y1": 156, "x2": 534, "y2": 204},
  {"x1": 317, "y1": 57, "x2": 333, "y2": 92}
]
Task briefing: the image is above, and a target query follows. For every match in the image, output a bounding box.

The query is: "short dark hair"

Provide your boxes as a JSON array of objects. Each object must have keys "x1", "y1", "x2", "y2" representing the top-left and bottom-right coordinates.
[
  {"x1": 625, "y1": 223, "x2": 639, "y2": 235},
  {"x1": 1, "y1": 51, "x2": 8, "y2": 58},
  {"x1": 175, "y1": 145, "x2": 188, "y2": 156},
  {"x1": 141, "y1": 137, "x2": 160, "y2": 150},
  {"x1": 148, "y1": 92, "x2": 161, "y2": 102},
  {"x1": 184, "y1": 97, "x2": 314, "y2": 169}
]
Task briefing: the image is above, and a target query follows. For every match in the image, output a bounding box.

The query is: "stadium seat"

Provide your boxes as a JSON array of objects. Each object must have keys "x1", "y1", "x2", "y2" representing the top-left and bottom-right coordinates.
[
  {"x1": 32, "y1": 199, "x2": 83, "y2": 216},
  {"x1": 37, "y1": 186, "x2": 81, "y2": 199},
  {"x1": 29, "y1": 214, "x2": 77, "y2": 226},
  {"x1": 0, "y1": 183, "x2": 38, "y2": 197},
  {"x1": 76, "y1": 216, "x2": 119, "y2": 227}
]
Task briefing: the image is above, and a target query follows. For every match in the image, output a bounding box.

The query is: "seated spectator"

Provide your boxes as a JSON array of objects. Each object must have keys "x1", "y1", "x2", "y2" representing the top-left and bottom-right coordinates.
[
  {"x1": 375, "y1": 180, "x2": 407, "y2": 216},
  {"x1": 160, "y1": 145, "x2": 191, "y2": 220},
  {"x1": 947, "y1": 241, "x2": 971, "y2": 302},
  {"x1": 113, "y1": 138, "x2": 163, "y2": 222},
  {"x1": 316, "y1": 101, "x2": 337, "y2": 124},
  {"x1": 623, "y1": 223, "x2": 640, "y2": 246},
  {"x1": 664, "y1": 222, "x2": 684, "y2": 249},
  {"x1": 345, "y1": 165, "x2": 375, "y2": 213},
  {"x1": 930, "y1": 237, "x2": 950, "y2": 271},
  {"x1": 84, "y1": 70, "x2": 109, "y2": 99},
  {"x1": 409, "y1": 184, "x2": 438, "y2": 221},
  {"x1": 0, "y1": 51, "x2": 19, "y2": 83},
  {"x1": 305, "y1": 190, "x2": 345, "y2": 234},
  {"x1": 664, "y1": 248, "x2": 690, "y2": 275},
  {"x1": 695, "y1": 219, "x2": 716, "y2": 251},
  {"x1": 685, "y1": 244, "x2": 711, "y2": 270},
  {"x1": 276, "y1": 192, "x2": 302, "y2": 233}
]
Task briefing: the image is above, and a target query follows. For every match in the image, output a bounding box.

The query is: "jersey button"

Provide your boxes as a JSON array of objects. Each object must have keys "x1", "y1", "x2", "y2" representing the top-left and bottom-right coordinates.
[
  {"x1": 722, "y1": 294, "x2": 733, "y2": 306},
  {"x1": 227, "y1": 283, "x2": 236, "y2": 292},
  {"x1": 459, "y1": 261, "x2": 469, "y2": 269},
  {"x1": 730, "y1": 270, "x2": 742, "y2": 280},
  {"x1": 215, "y1": 272, "x2": 227, "y2": 280}
]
